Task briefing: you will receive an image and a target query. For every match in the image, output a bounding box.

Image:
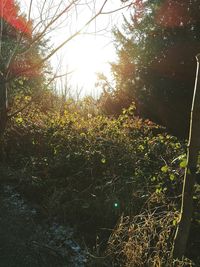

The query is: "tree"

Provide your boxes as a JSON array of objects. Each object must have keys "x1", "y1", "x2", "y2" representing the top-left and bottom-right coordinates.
[
  {"x1": 0, "y1": 4, "x2": 25, "y2": 158},
  {"x1": 172, "y1": 53, "x2": 200, "y2": 259},
  {"x1": 0, "y1": 0, "x2": 45, "y2": 135},
  {"x1": 108, "y1": 0, "x2": 200, "y2": 138},
  {"x1": 115, "y1": 0, "x2": 200, "y2": 259}
]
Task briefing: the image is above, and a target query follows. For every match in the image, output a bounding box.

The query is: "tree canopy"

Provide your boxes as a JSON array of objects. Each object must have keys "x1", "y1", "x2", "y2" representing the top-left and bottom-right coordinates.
[{"x1": 100, "y1": 0, "x2": 200, "y2": 138}]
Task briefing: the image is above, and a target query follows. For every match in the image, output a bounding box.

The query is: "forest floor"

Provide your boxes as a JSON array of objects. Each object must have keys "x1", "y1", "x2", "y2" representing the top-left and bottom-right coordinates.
[{"x1": 0, "y1": 183, "x2": 87, "y2": 267}]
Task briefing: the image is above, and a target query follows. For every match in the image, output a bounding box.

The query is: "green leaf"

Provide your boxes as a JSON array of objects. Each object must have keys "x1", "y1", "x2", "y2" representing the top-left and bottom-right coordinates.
[
  {"x1": 138, "y1": 145, "x2": 144, "y2": 151},
  {"x1": 18, "y1": 80, "x2": 23, "y2": 85},
  {"x1": 161, "y1": 165, "x2": 168, "y2": 173},
  {"x1": 180, "y1": 159, "x2": 187, "y2": 168},
  {"x1": 80, "y1": 132, "x2": 86, "y2": 137},
  {"x1": 101, "y1": 158, "x2": 106, "y2": 164},
  {"x1": 156, "y1": 188, "x2": 162, "y2": 194},
  {"x1": 16, "y1": 117, "x2": 23, "y2": 124},
  {"x1": 169, "y1": 174, "x2": 175, "y2": 181},
  {"x1": 175, "y1": 143, "x2": 181, "y2": 149}
]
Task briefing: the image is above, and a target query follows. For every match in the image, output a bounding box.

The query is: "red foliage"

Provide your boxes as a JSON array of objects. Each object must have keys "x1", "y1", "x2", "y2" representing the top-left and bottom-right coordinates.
[
  {"x1": 0, "y1": 1, "x2": 36, "y2": 77},
  {"x1": 0, "y1": 0, "x2": 31, "y2": 36}
]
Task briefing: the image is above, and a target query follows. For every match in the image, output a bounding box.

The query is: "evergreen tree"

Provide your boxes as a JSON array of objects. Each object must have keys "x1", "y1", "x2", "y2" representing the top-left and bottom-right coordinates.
[{"x1": 109, "y1": 0, "x2": 200, "y2": 137}]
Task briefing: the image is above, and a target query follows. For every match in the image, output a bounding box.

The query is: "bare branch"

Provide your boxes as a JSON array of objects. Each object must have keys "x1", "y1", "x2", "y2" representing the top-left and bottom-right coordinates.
[{"x1": 28, "y1": 0, "x2": 33, "y2": 21}]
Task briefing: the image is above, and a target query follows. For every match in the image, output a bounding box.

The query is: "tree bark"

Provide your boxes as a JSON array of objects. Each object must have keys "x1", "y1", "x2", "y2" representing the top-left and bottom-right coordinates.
[{"x1": 172, "y1": 54, "x2": 200, "y2": 259}]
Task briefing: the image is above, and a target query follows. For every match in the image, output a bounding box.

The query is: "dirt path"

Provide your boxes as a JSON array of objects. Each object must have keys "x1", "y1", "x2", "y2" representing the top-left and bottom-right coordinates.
[{"x1": 0, "y1": 185, "x2": 86, "y2": 267}]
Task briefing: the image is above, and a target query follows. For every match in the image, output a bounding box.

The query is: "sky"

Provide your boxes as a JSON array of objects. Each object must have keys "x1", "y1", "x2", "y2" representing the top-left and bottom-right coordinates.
[{"x1": 20, "y1": 0, "x2": 131, "y2": 98}]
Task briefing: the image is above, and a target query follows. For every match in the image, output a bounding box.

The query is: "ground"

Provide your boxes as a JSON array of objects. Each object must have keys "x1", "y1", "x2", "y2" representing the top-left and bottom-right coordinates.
[{"x1": 0, "y1": 184, "x2": 86, "y2": 267}]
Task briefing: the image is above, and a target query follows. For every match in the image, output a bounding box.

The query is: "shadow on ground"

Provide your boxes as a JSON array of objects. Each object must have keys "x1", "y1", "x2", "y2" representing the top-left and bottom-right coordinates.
[{"x1": 0, "y1": 184, "x2": 86, "y2": 267}]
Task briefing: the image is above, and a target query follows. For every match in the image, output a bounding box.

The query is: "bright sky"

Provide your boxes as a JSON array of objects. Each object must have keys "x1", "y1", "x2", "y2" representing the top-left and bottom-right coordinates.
[{"x1": 20, "y1": 0, "x2": 131, "y2": 98}]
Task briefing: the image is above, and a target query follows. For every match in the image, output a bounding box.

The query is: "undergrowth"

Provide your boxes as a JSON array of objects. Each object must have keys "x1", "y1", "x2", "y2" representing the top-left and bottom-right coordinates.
[
  {"x1": 107, "y1": 193, "x2": 194, "y2": 266},
  {"x1": 2, "y1": 100, "x2": 199, "y2": 266}
]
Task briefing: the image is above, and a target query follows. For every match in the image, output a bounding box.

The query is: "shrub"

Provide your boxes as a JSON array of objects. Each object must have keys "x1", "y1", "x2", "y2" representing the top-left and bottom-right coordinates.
[{"x1": 3, "y1": 102, "x2": 187, "y2": 252}]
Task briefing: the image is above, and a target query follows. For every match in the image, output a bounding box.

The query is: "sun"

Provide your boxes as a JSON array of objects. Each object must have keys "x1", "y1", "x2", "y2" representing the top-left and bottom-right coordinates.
[
  {"x1": 64, "y1": 35, "x2": 113, "y2": 94},
  {"x1": 52, "y1": 33, "x2": 114, "y2": 97},
  {"x1": 20, "y1": 0, "x2": 121, "y2": 97}
]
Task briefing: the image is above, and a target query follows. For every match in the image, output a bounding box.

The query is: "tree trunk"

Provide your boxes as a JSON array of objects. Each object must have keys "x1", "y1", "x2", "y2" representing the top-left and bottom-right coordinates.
[
  {"x1": 172, "y1": 54, "x2": 200, "y2": 259},
  {"x1": 0, "y1": 75, "x2": 8, "y2": 137}
]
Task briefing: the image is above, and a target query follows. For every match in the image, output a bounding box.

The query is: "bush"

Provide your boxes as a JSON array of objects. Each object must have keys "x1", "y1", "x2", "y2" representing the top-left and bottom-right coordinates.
[{"x1": 3, "y1": 102, "x2": 188, "y2": 254}]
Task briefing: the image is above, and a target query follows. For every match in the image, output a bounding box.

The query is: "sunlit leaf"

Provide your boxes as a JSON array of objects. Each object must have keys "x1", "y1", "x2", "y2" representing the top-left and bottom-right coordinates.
[
  {"x1": 161, "y1": 165, "x2": 168, "y2": 173},
  {"x1": 156, "y1": 188, "x2": 162, "y2": 194},
  {"x1": 16, "y1": 117, "x2": 23, "y2": 124},
  {"x1": 169, "y1": 174, "x2": 175, "y2": 181},
  {"x1": 101, "y1": 158, "x2": 106, "y2": 164},
  {"x1": 18, "y1": 80, "x2": 23, "y2": 85},
  {"x1": 180, "y1": 159, "x2": 187, "y2": 168}
]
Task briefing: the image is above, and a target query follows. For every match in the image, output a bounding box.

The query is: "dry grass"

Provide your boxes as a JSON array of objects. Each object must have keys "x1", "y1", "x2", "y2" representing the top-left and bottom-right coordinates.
[{"x1": 107, "y1": 193, "x2": 194, "y2": 267}]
